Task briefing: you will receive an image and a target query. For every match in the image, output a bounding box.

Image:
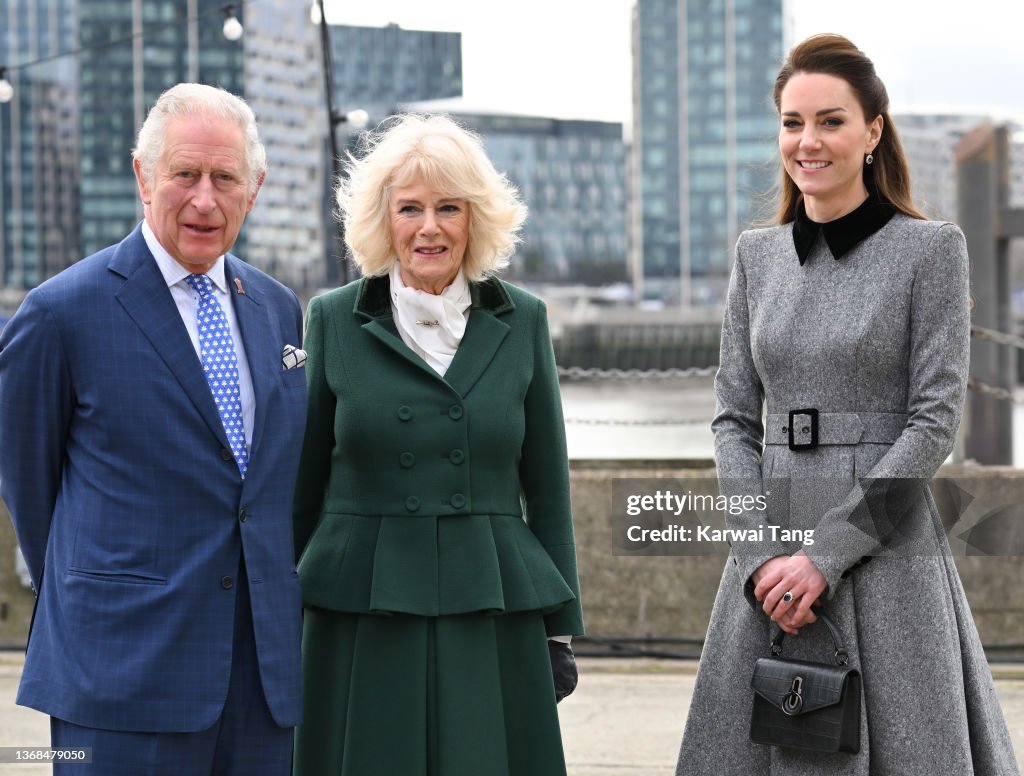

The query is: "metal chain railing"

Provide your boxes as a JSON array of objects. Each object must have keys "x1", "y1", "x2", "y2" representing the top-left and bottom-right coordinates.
[
  {"x1": 966, "y1": 378, "x2": 1024, "y2": 404},
  {"x1": 967, "y1": 325, "x2": 1024, "y2": 404},
  {"x1": 558, "y1": 365, "x2": 716, "y2": 425},
  {"x1": 564, "y1": 416, "x2": 710, "y2": 426},
  {"x1": 556, "y1": 326, "x2": 1024, "y2": 422},
  {"x1": 971, "y1": 324, "x2": 1024, "y2": 350},
  {"x1": 557, "y1": 365, "x2": 717, "y2": 381}
]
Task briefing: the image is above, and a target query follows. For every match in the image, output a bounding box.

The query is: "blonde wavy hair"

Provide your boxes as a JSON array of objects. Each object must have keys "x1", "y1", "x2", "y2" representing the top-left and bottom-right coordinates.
[{"x1": 337, "y1": 114, "x2": 527, "y2": 282}]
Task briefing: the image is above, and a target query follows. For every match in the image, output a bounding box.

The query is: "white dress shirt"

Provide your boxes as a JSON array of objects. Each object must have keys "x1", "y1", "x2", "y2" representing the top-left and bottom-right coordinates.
[{"x1": 142, "y1": 221, "x2": 255, "y2": 446}]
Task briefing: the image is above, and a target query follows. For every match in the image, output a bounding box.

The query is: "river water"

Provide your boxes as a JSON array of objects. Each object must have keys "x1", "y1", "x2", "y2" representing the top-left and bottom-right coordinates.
[{"x1": 560, "y1": 378, "x2": 1024, "y2": 466}]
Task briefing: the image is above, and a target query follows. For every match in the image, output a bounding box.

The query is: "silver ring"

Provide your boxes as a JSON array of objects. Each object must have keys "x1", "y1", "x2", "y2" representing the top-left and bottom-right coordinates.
[{"x1": 782, "y1": 591, "x2": 794, "y2": 603}]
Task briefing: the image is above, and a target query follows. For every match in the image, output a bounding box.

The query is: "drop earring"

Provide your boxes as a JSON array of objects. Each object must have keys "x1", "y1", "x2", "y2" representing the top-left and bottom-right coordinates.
[{"x1": 865, "y1": 153, "x2": 874, "y2": 165}]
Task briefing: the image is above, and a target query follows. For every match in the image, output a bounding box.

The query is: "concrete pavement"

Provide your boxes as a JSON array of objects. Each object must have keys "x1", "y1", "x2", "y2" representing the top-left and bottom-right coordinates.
[{"x1": 3, "y1": 653, "x2": 1024, "y2": 775}]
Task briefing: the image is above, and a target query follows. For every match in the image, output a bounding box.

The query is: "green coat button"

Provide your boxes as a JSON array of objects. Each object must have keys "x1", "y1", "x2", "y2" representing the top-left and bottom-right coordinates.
[
  {"x1": 405, "y1": 496, "x2": 421, "y2": 512},
  {"x1": 397, "y1": 406, "x2": 413, "y2": 421},
  {"x1": 449, "y1": 449, "x2": 465, "y2": 465},
  {"x1": 400, "y1": 452, "x2": 416, "y2": 468},
  {"x1": 451, "y1": 493, "x2": 466, "y2": 509},
  {"x1": 448, "y1": 405, "x2": 464, "y2": 420}
]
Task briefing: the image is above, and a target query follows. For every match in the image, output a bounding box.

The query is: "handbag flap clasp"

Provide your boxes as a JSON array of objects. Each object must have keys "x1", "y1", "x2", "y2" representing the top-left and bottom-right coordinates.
[{"x1": 750, "y1": 657, "x2": 860, "y2": 715}]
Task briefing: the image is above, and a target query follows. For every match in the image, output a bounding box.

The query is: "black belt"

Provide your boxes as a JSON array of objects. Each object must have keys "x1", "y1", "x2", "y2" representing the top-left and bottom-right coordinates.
[{"x1": 764, "y1": 410, "x2": 907, "y2": 451}]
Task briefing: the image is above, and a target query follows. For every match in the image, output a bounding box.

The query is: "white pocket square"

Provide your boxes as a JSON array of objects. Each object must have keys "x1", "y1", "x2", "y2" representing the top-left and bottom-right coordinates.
[{"x1": 282, "y1": 344, "x2": 307, "y2": 370}]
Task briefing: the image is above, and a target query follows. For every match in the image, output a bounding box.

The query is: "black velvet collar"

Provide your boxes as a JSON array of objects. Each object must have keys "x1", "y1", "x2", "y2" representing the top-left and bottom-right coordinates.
[
  {"x1": 353, "y1": 273, "x2": 515, "y2": 319},
  {"x1": 792, "y1": 193, "x2": 896, "y2": 265}
]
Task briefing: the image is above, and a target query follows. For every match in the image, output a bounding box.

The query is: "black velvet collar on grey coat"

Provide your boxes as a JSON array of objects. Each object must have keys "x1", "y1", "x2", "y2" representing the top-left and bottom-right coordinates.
[
  {"x1": 353, "y1": 272, "x2": 515, "y2": 319},
  {"x1": 792, "y1": 193, "x2": 896, "y2": 265}
]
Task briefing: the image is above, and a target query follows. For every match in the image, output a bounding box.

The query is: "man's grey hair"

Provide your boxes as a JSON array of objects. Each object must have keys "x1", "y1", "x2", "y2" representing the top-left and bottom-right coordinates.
[{"x1": 132, "y1": 83, "x2": 267, "y2": 194}]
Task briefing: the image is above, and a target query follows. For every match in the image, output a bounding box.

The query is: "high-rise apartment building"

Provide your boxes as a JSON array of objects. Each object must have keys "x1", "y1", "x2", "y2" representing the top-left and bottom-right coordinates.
[{"x1": 632, "y1": 0, "x2": 783, "y2": 305}]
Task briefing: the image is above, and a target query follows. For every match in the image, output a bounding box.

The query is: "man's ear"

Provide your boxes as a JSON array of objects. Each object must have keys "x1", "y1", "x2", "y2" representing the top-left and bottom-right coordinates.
[
  {"x1": 134, "y1": 158, "x2": 152, "y2": 205},
  {"x1": 246, "y1": 171, "x2": 266, "y2": 213}
]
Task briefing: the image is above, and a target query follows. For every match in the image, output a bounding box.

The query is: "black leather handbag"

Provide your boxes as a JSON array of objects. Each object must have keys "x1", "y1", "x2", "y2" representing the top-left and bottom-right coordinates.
[{"x1": 749, "y1": 610, "x2": 861, "y2": 753}]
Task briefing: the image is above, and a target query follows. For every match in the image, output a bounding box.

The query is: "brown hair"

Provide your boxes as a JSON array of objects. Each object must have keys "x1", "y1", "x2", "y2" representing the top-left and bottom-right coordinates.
[{"x1": 772, "y1": 34, "x2": 925, "y2": 223}]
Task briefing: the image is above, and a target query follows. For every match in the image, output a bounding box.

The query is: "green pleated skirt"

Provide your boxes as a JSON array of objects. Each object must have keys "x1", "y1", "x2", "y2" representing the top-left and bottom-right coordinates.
[{"x1": 293, "y1": 608, "x2": 568, "y2": 776}]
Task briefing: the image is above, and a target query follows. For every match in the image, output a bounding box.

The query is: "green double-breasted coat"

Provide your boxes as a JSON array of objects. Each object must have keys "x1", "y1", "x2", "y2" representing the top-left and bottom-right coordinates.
[{"x1": 292, "y1": 274, "x2": 583, "y2": 775}]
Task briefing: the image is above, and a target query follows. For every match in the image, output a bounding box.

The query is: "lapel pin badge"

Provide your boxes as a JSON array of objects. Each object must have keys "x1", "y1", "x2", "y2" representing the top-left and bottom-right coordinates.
[{"x1": 234, "y1": 278, "x2": 245, "y2": 295}]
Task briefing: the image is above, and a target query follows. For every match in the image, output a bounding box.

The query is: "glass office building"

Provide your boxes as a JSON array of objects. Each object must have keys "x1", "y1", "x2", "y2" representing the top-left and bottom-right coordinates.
[
  {"x1": 1, "y1": 0, "x2": 325, "y2": 294},
  {"x1": 240, "y1": 2, "x2": 325, "y2": 292},
  {"x1": 329, "y1": 23, "x2": 462, "y2": 122},
  {"x1": 633, "y1": 0, "x2": 783, "y2": 305},
  {"x1": 0, "y1": 0, "x2": 78, "y2": 293}
]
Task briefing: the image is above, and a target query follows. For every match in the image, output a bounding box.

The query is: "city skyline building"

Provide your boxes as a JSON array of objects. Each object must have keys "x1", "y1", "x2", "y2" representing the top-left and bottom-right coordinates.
[
  {"x1": 328, "y1": 22, "x2": 462, "y2": 124},
  {"x1": 0, "y1": 0, "x2": 327, "y2": 296},
  {"x1": 401, "y1": 98, "x2": 629, "y2": 285},
  {"x1": 894, "y1": 112, "x2": 990, "y2": 222},
  {"x1": 0, "y1": 0, "x2": 78, "y2": 295},
  {"x1": 242, "y1": 2, "x2": 326, "y2": 292},
  {"x1": 632, "y1": 0, "x2": 784, "y2": 305}
]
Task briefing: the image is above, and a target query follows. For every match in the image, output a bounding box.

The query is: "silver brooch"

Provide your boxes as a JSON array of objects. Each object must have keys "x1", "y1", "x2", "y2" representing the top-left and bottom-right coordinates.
[{"x1": 415, "y1": 319, "x2": 441, "y2": 327}]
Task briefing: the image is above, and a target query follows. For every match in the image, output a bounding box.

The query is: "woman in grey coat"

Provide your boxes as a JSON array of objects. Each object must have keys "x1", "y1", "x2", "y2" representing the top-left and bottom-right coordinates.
[{"x1": 676, "y1": 34, "x2": 1018, "y2": 775}]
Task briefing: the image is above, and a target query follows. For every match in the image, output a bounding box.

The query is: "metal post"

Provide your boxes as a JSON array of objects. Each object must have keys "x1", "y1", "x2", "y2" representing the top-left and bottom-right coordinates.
[
  {"x1": 315, "y1": 0, "x2": 347, "y2": 287},
  {"x1": 958, "y1": 123, "x2": 1014, "y2": 465}
]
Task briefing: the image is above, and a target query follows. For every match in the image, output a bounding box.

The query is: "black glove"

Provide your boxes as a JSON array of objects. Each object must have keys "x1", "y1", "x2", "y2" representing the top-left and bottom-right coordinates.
[{"x1": 548, "y1": 640, "x2": 578, "y2": 703}]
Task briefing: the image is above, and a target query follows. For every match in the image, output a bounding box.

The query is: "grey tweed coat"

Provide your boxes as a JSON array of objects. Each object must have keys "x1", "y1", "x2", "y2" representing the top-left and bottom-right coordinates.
[{"x1": 676, "y1": 215, "x2": 1019, "y2": 775}]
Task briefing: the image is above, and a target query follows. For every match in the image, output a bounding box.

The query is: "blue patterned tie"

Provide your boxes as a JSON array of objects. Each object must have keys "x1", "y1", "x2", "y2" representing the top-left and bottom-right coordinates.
[{"x1": 186, "y1": 273, "x2": 248, "y2": 479}]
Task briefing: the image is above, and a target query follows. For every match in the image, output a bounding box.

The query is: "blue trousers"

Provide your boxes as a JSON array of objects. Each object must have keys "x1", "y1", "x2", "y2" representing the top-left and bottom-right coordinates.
[{"x1": 51, "y1": 558, "x2": 292, "y2": 776}]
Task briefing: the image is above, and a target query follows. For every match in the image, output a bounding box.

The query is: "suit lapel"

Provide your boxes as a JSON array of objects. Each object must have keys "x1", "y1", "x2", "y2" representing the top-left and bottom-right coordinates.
[
  {"x1": 442, "y1": 309, "x2": 510, "y2": 398},
  {"x1": 225, "y1": 258, "x2": 274, "y2": 459},
  {"x1": 355, "y1": 273, "x2": 454, "y2": 383},
  {"x1": 111, "y1": 227, "x2": 229, "y2": 449},
  {"x1": 354, "y1": 274, "x2": 515, "y2": 398},
  {"x1": 361, "y1": 316, "x2": 444, "y2": 382}
]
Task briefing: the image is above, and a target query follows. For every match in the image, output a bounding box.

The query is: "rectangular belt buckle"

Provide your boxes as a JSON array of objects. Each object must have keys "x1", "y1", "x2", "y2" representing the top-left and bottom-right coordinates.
[{"x1": 788, "y1": 408, "x2": 819, "y2": 451}]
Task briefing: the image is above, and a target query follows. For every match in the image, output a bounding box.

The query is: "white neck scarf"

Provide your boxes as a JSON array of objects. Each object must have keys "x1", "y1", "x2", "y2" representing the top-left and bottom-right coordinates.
[{"x1": 389, "y1": 263, "x2": 472, "y2": 376}]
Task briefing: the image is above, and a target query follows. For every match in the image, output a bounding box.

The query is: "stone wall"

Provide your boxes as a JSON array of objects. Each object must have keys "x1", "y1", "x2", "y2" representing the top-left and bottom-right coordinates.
[
  {"x1": 570, "y1": 460, "x2": 1024, "y2": 651},
  {"x1": 3, "y1": 461, "x2": 1024, "y2": 650},
  {"x1": 0, "y1": 502, "x2": 35, "y2": 647}
]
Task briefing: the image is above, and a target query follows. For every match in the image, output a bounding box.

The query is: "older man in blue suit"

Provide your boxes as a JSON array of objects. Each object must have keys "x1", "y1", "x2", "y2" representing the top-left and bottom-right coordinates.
[{"x1": 0, "y1": 84, "x2": 307, "y2": 775}]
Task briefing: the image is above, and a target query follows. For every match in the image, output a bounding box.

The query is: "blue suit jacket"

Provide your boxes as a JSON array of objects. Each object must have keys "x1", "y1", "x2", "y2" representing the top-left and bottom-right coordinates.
[{"x1": 0, "y1": 225, "x2": 307, "y2": 732}]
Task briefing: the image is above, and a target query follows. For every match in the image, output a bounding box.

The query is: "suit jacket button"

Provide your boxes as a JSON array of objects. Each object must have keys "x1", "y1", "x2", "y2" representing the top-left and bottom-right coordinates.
[
  {"x1": 405, "y1": 496, "x2": 421, "y2": 512},
  {"x1": 449, "y1": 449, "x2": 465, "y2": 465},
  {"x1": 397, "y1": 406, "x2": 413, "y2": 421},
  {"x1": 238, "y1": 509, "x2": 248, "y2": 523},
  {"x1": 221, "y1": 575, "x2": 234, "y2": 589},
  {"x1": 400, "y1": 452, "x2": 416, "y2": 468},
  {"x1": 451, "y1": 493, "x2": 466, "y2": 509},
  {"x1": 448, "y1": 405, "x2": 464, "y2": 420},
  {"x1": 221, "y1": 448, "x2": 233, "y2": 461}
]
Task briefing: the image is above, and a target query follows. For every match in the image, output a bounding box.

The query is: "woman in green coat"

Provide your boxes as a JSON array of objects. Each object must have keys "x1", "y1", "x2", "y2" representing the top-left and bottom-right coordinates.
[{"x1": 292, "y1": 114, "x2": 584, "y2": 776}]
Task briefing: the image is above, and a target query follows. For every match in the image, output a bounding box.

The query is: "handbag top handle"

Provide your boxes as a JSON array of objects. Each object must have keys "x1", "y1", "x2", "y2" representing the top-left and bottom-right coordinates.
[{"x1": 770, "y1": 609, "x2": 849, "y2": 666}]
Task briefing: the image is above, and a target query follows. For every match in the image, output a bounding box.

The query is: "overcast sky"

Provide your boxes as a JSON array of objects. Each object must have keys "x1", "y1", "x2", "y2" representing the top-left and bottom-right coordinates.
[{"x1": 323, "y1": 0, "x2": 1024, "y2": 125}]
